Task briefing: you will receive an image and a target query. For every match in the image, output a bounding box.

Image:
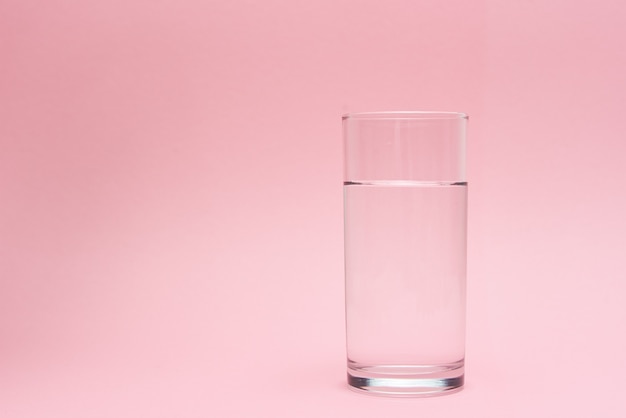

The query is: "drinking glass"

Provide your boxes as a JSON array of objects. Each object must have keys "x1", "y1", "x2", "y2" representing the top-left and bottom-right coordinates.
[{"x1": 343, "y1": 111, "x2": 468, "y2": 397}]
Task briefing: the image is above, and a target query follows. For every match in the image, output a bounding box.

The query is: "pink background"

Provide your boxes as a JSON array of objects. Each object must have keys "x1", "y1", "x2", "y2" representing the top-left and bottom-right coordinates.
[{"x1": 1, "y1": 0, "x2": 625, "y2": 416}]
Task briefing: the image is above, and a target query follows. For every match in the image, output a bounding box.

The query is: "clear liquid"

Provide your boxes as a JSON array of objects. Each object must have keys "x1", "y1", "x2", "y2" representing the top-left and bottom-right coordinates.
[{"x1": 344, "y1": 181, "x2": 467, "y2": 381}]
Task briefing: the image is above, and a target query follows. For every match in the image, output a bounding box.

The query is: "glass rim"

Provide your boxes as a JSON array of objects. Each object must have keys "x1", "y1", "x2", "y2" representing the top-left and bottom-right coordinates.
[{"x1": 342, "y1": 111, "x2": 468, "y2": 120}]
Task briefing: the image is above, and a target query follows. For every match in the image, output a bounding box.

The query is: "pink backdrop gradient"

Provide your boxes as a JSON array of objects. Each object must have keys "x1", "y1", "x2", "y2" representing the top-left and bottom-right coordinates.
[{"x1": 1, "y1": 0, "x2": 625, "y2": 416}]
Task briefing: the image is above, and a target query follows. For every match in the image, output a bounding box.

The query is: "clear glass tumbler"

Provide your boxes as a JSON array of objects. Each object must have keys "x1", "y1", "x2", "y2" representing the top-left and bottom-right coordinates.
[{"x1": 343, "y1": 111, "x2": 468, "y2": 397}]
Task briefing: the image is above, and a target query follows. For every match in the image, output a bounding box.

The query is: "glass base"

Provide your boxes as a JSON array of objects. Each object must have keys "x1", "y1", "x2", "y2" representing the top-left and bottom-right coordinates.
[{"x1": 347, "y1": 360, "x2": 464, "y2": 397}]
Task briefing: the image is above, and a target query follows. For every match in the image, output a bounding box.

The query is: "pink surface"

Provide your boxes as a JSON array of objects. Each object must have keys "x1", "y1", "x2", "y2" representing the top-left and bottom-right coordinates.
[{"x1": 1, "y1": 0, "x2": 625, "y2": 416}]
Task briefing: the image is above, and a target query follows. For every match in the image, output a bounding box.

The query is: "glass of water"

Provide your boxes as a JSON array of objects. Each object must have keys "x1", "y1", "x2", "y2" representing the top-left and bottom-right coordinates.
[{"x1": 343, "y1": 111, "x2": 468, "y2": 397}]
